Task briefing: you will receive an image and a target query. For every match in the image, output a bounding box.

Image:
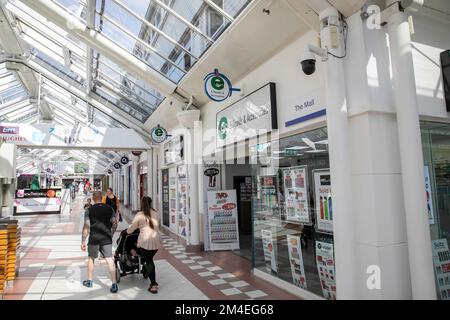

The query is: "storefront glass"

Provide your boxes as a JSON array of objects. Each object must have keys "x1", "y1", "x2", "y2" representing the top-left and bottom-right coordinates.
[
  {"x1": 252, "y1": 127, "x2": 336, "y2": 299},
  {"x1": 421, "y1": 121, "x2": 450, "y2": 300}
]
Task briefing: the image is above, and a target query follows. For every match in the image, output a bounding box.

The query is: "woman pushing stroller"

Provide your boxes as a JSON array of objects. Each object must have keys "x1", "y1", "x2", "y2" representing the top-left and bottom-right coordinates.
[{"x1": 126, "y1": 196, "x2": 161, "y2": 294}]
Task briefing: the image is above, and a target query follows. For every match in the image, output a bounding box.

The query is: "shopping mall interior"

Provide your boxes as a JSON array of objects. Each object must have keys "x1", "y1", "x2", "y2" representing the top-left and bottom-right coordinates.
[{"x1": 0, "y1": 0, "x2": 450, "y2": 303}]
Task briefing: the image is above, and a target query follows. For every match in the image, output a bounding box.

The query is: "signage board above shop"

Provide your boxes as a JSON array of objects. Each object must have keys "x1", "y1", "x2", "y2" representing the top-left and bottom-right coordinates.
[
  {"x1": 0, "y1": 123, "x2": 148, "y2": 149},
  {"x1": 284, "y1": 87, "x2": 326, "y2": 128},
  {"x1": 216, "y1": 83, "x2": 277, "y2": 148}
]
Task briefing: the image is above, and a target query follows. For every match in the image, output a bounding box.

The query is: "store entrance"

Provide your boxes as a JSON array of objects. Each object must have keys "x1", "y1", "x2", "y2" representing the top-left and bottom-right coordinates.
[{"x1": 234, "y1": 176, "x2": 252, "y2": 258}]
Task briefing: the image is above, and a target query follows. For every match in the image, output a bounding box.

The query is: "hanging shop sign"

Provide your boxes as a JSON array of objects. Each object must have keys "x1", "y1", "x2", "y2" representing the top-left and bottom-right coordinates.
[
  {"x1": 151, "y1": 125, "x2": 168, "y2": 144},
  {"x1": 164, "y1": 135, "x2": 184, "y2": 165},
  {"x1": 204, "y1": 68, "x2": 240, "y2": 102},
  {"x1": 287, "y1": 235, "x2": 307, "y2": 289},
  {"x1": 216, "y1": 83, "x2": 277, "y2": 148},
  {"x1": 206, "y1": 190, "x2": 240, "y2": 251},
  {"x1": 107, "y1": 169, "x2": 113, "y2": 174},
  {"x1": 424, "y1": 165, "x2": 435, "y2": 225},
  {"x1": 431, "y1": 238, "x2": 450, "y2": 300},
  {"x1": 120, "y1": 156, "x2": 130, "y2": 165},
  {"x1": 283, "y1": 166, "x2": 310, "y2": 224},
  {"x1": 284, "y1": 87, "x2": 327, "y2": 128},
  {"x1": 314, "y1": 169, "x2": 333, "y2": 234},
  {"x1": 177, "y1": 165, "x2": 189, "y2": 239},
  {"x1": 316, "y1": 241, "x2": 336, "y2": 300},
  {"x1": 132, "y1": 151, "x2": 142, "y2": 156},
  {"x1": 261, "y1": 229, "x2": 277, "y2": 274},
  {"x1": 113, "y1": 163, "x2": 121, "y2": 170}
]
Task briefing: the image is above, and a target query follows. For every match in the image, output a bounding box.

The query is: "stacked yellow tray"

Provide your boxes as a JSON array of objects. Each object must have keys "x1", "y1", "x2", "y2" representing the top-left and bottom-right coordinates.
[
  {"x1": 7, "y1": 223, "x2": 20, "y2": 281},
  {"x1": 0, "y1": 225, "x2": 8, "y2": 297}
]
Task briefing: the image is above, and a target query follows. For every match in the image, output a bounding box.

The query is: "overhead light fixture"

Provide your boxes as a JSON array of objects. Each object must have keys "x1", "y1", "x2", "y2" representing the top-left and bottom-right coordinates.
[
  {"x1": 285, "y1": 146, "x2": 309, "y2": 150},
  {"x1": 302, "y1": 138, "x2": 316, "y2": 150},
  {"x1": 315, "y1": 139, "x2": 328, "y2": 145}
]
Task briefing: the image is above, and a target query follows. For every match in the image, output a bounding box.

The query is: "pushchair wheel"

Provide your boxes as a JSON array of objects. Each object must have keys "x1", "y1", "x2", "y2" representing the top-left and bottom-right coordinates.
[{"x1": 115, "y1": 268, "x2": 121, "y2": 284}]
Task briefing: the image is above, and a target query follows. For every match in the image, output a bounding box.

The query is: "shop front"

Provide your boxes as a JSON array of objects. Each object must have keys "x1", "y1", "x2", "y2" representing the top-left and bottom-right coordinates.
[
  {"x1": 160, "y1": 135, "x2": 189, "y2": 240},
  {"x1": 421, "y1": 121, "x2": 450, "y2": 300}
]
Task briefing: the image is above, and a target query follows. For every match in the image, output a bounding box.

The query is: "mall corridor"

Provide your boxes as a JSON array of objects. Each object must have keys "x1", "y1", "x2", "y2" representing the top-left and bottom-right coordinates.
[{"x1": 2, "y1": 196, "x2": 296, "y2": 300}]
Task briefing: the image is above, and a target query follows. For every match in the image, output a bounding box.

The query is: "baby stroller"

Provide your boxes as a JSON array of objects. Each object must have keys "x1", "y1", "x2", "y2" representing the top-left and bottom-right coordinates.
[{"x1": 114, "y1": 229, "x2": 145, "y2": 283}]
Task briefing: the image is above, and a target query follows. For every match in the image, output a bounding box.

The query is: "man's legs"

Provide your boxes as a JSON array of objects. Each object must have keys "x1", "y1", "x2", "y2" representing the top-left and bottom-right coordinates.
[
  {"x1": 105, "y1": 257, "x2": 116, "y2": 283},
  {"x1": 87, "y1": 257, "x2": 95, "y2": 280},
  {"x1": 99, "y1": 244, "x2": 118, "y2": 293}
]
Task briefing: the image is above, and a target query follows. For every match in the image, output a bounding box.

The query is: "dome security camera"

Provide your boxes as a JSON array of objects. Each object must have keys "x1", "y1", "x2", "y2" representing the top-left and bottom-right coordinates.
[
  {"x1": 301, "y1": 44, "x2": 328, "y2": 76},
  {"x1": 301, "y1": 50, "x2": 317, "y2": 76}
]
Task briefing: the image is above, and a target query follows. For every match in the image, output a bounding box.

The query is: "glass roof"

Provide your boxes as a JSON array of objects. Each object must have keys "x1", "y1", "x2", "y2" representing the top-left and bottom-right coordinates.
[
  {"x1": 0, "y1": 0, "x2": 251, "y2": 124},
  {"x1": 1, "y1": 0, "x2": 252, "y2": 171}
]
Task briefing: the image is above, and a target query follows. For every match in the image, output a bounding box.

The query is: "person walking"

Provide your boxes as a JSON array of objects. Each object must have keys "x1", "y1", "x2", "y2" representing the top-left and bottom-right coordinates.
[
  {"x1": 102, "y1": 187, "x2": 122, "y2": 223},
  {"x1": 81, "y1": 191, "x2": 119, "y2": 293},
  {"x1": 127, "y1": 196, "x2": 161, "y2": 294}
]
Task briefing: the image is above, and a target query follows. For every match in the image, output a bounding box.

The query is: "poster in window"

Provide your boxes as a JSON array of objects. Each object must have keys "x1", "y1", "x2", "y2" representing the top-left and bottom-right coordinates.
[
  {"x1": 287, "y1": 234, "x2": 307, "y2": 289},
  {"x1": 178, "y1": 165, "x2": 188, "y2": 239},
  {"x1": 316, "y1": 240, "x2": 336, "y2": 300},
  {"x1": 261, "y1": 229, "x2": 277, "y2": 274},
  {"x1": 169, "y1": 168, "x2": 177, "y2": 233},
  {"x1": 314, "y1": 170, "x2": 333, "y2": 233},
  {"x1": 432, "y1": 239, "x2": 450, "y2": 300},
  {"x1": 424, "y1": 166, "x2": 435, "y2": 225},
  {"x1": 203, "y1": 162, "x2": 221, "y2": 252},
  {"x1": 283, "y1": 166, "x2": 310, "y2": 224},
  {"x1": 206, "y1": 190, "x2": 240, "y2": 251}
]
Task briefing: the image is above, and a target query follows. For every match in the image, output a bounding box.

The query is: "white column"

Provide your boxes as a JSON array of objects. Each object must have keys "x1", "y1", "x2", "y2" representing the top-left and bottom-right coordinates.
[
  {"x1": 187, "y1": 125, "x2": 200, "y2": 246},
  {"x1": 147, "y1": 149, "x2": 153, "y2": 199},
  {"x1": 132, "y1": 157, "x2": 139, "y2": 211},
  {"x1": 386, "y1": 7, "x2": 436, "y2": 300},
  {"x1": 123, "y1": 165, "x2": 129, "y2": 206},
  {"x1": 320, "y1": 7, "x2": 356, "y2": 299}
]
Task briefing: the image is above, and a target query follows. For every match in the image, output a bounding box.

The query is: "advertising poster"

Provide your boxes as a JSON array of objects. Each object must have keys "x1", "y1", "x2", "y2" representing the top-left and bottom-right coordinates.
[
  {"x1": 431, "y1": 239, "x2": 450, "y2": 300},
  {"x1": 283, "y1": 166, "x2": 310, "y2": 224},
  {"x1": 169, "y1": 168, "x2": 177, "y2": 233},
  {"x1": 314, "y1": 170, "x2": 333, "y2": 233},
  {"x1": 287, "y1": 235, "x2": 307, "y2": 289},
  {"x1": 424, "y1": 166, "x2": 435, "y2": 225},
  {"x1": 203, "y1": 162, "x2": 221, "y2": 251},
  {"x1": 206, "y1": 190, "x2": 240, "y2": 251},
  {"x1": 162, "y1": 169, "x2": 170, "y2": 227},
  {"x1": 261, "y1": 229, "x2": 277, "y2": 273},
  {"x1": 316, "y1": 241, "x2": 336, "y2": 300},
  {"x1": 177, "y1": 165, "x2": 188, "y2": 239}
]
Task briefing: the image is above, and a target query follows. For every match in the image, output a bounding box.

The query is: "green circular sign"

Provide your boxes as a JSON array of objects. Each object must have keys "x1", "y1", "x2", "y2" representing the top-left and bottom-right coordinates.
[
  {"x1": 218, "y1": 117, "x2": 228, "y2": 140},
  {"x1": 211, "y1": 76, "x2": 225, "y2": 91},
  {"x1": 151, "y1": 125, "x2": 168, "y2": 144}
]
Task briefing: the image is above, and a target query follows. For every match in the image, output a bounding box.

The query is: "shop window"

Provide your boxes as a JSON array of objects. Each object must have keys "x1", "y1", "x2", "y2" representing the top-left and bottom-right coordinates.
[
  {"x1": 421, "y1": 121, "x2": 450, "y2": 300},
  {"x1": 251, "y1": 126, "x2": 336, "y2": 299}
]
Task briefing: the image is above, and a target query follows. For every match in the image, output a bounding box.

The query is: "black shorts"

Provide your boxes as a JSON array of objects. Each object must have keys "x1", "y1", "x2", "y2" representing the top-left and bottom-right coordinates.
[{"x1": 88, "y1": 244, "x2": 112, "y2": 259}]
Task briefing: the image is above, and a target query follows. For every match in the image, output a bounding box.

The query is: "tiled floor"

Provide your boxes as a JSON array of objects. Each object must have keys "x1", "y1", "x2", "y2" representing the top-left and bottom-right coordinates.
[{"x1": 2, "y1": 195, "x2": 299, "y2": 300}]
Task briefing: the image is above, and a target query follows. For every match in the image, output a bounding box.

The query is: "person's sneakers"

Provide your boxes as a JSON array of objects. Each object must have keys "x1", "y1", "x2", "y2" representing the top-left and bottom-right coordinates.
[
  {"x1": 110, "y1": 283, "x2": 119, "y2": 293},
  {"x1": 82, "y1": 280, "x2": 93, "y2": 288}
]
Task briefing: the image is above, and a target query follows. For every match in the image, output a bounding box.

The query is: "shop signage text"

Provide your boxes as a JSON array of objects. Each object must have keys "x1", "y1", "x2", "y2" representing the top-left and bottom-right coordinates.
[
  {"x1": 285, "y1": 87, "x2": 326, "y2": 127},
  {"x1": 204, "y1": 69, "x2": 240, "y2": 102}
]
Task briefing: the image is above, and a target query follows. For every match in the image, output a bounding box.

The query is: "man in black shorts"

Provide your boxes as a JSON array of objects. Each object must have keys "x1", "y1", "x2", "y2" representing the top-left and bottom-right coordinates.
[{"x1": 81, "y1": 191, "x2": 119, "y2": 293}]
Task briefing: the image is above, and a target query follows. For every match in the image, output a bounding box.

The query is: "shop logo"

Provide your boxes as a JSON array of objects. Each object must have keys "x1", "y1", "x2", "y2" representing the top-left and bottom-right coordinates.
[
  {"x1": 204, "y1": 168, "x2": 220, "y2": 177},
  {"x1": 120, "y1": 156, "x2": 129, "y2": 165},
  {"x1": 151, "y1": 125, "x2": 168, "y2": 144},
  {"x1": 217, "y1": 116, "x2": 228, "y2": 140},
  {"x1": 113, "y1": 163, "x2": 121, "y2": 170},
  {"x1": 216, "y1": 192, "x2": 228, "y2": 200},
  {"x1": 204, "y1": 69, "x2": 240, "y2": 102},
  {"x1": 0, "y1": 126, "x2": 19, "y2": 134}
]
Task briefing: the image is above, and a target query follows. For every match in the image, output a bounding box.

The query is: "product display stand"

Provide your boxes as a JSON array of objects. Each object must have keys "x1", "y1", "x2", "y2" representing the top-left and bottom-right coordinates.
[
  {"x1": 0, "y1": 225, "x2": 8, "y2": 299},
  {"x1": 7, "y1": 221, "x2": 20, "y2": 285}
]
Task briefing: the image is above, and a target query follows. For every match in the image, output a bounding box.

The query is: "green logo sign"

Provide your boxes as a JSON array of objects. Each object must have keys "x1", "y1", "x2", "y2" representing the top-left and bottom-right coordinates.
[
  {"x1": 211, "y1": 76, "x2": 225, "y2": 90},
  {"x1": 218, "y1": 117, "x2": 228, "y2": 140},
  {"x1": 151, "y1": 125, "x2": 168, "y2": 144}
]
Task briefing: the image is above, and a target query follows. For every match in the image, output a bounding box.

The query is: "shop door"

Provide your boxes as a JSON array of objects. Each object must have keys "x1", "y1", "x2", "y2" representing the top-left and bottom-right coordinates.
[{"x1": 234, "y1": 176, "x2": 252, "y2": 234}]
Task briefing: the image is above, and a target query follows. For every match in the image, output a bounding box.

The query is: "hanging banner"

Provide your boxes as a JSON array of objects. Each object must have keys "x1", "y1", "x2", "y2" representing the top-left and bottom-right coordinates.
[
  {"x1": 283, "y1": 166, "x2": 310, "y2": 224},
  {"x1": 261, "y1": 229, "x2": 277, "y2": 274},
  {"x1": 424, "y1": 166, "x2": 435, "y2": 225},
  {"x1": 287, "y1": 235, "x2": 307, "y2": 289},
  {"x1": 316, "y1": 241, "x2": 336, "y2": 300},
  {"x1": 314, "y1": 170, "x2": 333, "y2": 233},
  {"x1": 178, "y1": 165, "x2": 188, "y2": 239},
  {"x1": 203, "y1": 162, "x2": 221, "y2": 251},
  {"x1": 206, "y1": 190, "x2": 240, "y2": 251},
  {"x1": 204, "y1": 68, "x2": 240, "y2": 102},
  {"x1": 432, "y1": 239, "x2": 450, "y2": 300}
]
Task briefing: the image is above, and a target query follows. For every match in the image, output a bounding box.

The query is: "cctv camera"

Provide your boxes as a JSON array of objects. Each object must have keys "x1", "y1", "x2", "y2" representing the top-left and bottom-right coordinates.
[
  {"x1": 301, "y1": 44, "x2": 328, "y2": 76},
  {"x1": 301, "y1": 50, "x2": 316, "y2": 75}
]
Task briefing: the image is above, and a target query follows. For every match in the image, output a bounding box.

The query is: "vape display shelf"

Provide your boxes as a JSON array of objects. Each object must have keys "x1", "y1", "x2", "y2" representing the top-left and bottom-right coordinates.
[{"x1": 0, "y1": 225, "x2": 7, "y2": 297}]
